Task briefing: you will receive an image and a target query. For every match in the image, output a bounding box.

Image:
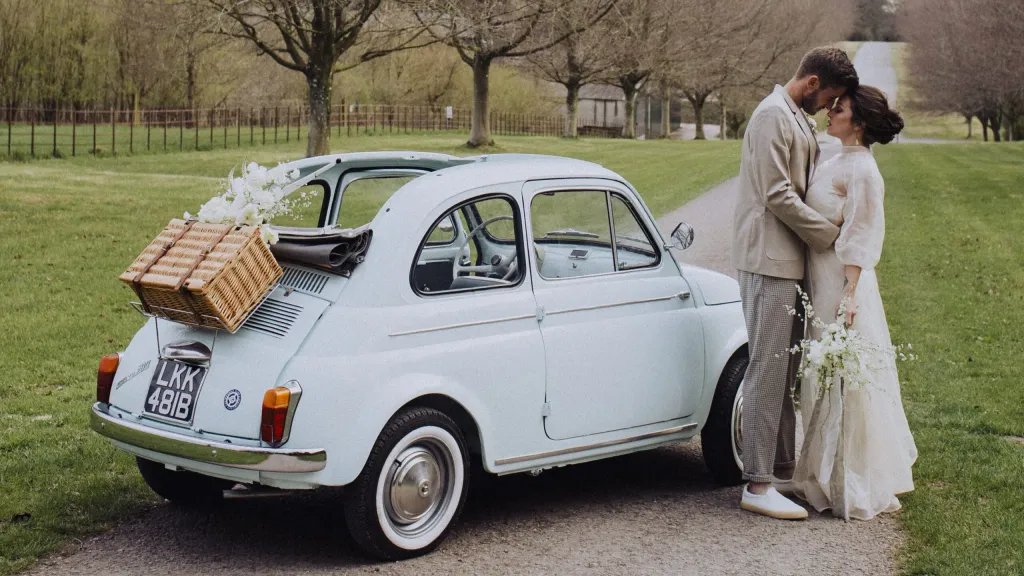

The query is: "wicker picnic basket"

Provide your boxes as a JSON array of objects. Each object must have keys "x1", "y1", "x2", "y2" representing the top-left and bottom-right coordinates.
[{"x1": 119, "y1": 219, "x2": 283, "y2": 332}]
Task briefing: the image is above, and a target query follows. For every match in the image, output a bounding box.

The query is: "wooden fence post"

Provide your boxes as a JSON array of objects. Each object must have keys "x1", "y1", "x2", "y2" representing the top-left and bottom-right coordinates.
[
  {"x1": 163, "y1": 111, "x2": 167, "y2": 151},
  {"x1": 52, "y1": 108, "x2": 58, "y2": 157},
  {"x1": 146, "y1": 111, "x2": 151, "y2": 151},
  {"x1": 92, "y1": 110, "x2": 97, "y2": 155}
]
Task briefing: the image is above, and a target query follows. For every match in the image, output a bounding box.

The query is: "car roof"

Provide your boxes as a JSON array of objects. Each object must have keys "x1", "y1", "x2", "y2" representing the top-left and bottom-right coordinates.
[{"x1": 384, "y1": 153, "x2": 627, "y2": 216}]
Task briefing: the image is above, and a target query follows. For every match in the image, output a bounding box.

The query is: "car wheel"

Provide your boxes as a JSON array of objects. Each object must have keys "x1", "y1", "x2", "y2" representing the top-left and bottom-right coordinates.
[
  {"x1": 700, "y1": 353, "x2": 747, "y2": 486},
  {"x1": 136, "y1": 457, "x2": 233, "y2": 507},
  {"x1": 344, "y1": 407, "x2": 469, "y2": 560}
]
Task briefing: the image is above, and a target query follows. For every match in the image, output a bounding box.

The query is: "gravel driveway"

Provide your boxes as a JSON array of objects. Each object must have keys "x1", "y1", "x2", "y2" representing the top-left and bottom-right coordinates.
[{"x1": 30, "y1": 173, "x2": 901, "y2": 576}]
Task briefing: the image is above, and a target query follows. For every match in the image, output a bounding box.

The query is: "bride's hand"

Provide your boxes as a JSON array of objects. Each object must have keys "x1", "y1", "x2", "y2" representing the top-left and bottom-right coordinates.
[{"x1": 837, "y1": 290, "x2": 857, "y2": 326}]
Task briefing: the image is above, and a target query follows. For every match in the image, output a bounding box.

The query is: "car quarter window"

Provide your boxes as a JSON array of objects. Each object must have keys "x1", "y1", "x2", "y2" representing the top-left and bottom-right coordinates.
[
  {"x1": 412, "y1": 196, "x2": 524, "y2": 295},
  {"x1": 531, "y1": 189, "x2": 658, "y2": 279},
  {"x1": 336, "y1": 175, "x2": 418, "y2": 229}
]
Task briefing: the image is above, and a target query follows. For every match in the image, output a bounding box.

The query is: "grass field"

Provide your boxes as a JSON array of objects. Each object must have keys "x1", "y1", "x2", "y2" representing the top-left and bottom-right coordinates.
[
  {"x1": 2, "y1": 136, "x2": 1022, "y2": 575},
  {"x1": 0, "y1": 135, "x2": 739, "y2": 575},
  {"x1": 875, "y1": 143, "x2": 1024, "y2": 574}
]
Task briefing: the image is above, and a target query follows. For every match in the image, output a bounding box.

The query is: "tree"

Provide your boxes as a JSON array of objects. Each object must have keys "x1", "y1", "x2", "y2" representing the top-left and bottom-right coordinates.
[
  {"x1": 902, "y1": 0, "x2": 1024, "y2": 141},
  {"x1": 526, "y1": 0, "x2": 614, "y2": 137},
  {"x1": 413, "y1": 0, "x2": 613, "y2": 147},
  {"x1": 601, "y1": 0, "x2": 672, "y2": 138},
  {"x1": 200, "y1": 0, "x2": 432, "y2": 156},
  {"x1": 674, "y1": 0, "x2": 844, "y2": 139}
]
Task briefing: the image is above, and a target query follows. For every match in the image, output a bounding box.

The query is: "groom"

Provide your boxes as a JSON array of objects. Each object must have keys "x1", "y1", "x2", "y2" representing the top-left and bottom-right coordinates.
[{"x1": 732, "y1": 47, "x2": 858, "y2": 519}]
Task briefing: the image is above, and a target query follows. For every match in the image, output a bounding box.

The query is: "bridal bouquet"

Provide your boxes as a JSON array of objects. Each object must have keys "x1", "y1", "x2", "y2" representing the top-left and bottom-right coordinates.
[
  {"x1": 788, "y1": 285, "x2": 915, "y2": 394},
  {"x1": 185, "y1": 162, "x2": 313, "y2": 245}
]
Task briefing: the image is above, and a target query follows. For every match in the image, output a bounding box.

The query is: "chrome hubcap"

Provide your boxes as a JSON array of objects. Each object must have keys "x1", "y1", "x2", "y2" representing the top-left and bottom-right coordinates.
[
  {"x1": 731, "y1": 381, "x2": 745, "y2": 471},
  {"x1": 383, "y1": 437, "x2": 455, "y2": 537}
]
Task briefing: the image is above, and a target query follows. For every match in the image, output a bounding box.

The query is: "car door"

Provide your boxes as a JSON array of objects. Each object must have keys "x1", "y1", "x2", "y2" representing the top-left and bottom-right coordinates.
[{"x1": 524, "y1": 179, "x2": 705, "y2": 441}]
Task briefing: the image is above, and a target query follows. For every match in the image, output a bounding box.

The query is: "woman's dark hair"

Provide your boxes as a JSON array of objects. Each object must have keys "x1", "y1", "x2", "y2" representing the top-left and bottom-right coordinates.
[{"x1": 850, "y1": 85, "x2": 905, "y2": 145}]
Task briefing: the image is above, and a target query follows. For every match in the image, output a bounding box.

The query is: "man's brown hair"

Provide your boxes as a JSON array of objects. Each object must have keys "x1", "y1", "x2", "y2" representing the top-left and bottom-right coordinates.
[{"x1": 796, "y1": 47, "x2": 859, "y2": 91}]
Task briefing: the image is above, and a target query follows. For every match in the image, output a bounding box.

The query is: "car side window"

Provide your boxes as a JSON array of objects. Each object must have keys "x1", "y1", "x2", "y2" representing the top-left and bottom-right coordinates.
[
  {"x1": 412, "y1": 196, "x2": 523, "y2": 295},
  {"x1": 530, "y1": 190, "x2": 614, "y2": 278},
  {"x1": 611, "y1": 195, "x2": 659, "y2": 270},
  {"x1": 425, "y1": 214, "x2": 457, "y2": 245},
  {"x1": 531, "y1": 190, "x2": 659, "y2": 279}
]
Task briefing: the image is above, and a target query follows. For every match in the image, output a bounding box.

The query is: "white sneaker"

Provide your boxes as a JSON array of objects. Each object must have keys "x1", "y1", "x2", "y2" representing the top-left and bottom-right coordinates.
[
  {"x1": 740, "y1": 486, "x2": 808, "y2": 520},
  {"x1": 771, "y1": 475, "x2": 795, "y2": 496}
]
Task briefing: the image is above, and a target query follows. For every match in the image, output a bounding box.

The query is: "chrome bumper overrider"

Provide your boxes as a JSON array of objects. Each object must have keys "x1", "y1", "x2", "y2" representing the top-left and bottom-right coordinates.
[{"x1": 90, "y1": 403, "x2": 327, "y2": 473}]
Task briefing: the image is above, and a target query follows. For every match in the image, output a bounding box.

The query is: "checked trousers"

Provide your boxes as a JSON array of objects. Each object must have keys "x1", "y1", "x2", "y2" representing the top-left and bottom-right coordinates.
[{"x1": 737, "y1": 270, "x2": 803, "y2": 483}]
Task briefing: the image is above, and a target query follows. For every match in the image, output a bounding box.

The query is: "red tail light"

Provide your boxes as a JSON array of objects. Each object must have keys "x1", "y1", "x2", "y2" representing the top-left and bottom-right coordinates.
[
  {"x1": 261, "y1": 387, "x2": 292, "y2": 446},
  {"x1": 96, "y1": 353, "x2": 121, "y2": 404}
]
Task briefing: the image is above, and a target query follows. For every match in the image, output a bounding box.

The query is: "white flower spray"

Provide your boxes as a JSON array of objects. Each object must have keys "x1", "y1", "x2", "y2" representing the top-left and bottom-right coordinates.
[
  {"x1": 185, "y1": 162, "x2": 311, "y2": 245},
  {"x1": 787, "y1": 284, "x2": 915, "y2": 400}
]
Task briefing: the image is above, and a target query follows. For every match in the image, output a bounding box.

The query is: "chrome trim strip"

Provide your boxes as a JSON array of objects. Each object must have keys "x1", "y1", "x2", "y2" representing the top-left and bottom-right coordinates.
[
  {"x1": 389, "y1": 313, "x2": 536, "y2": 337},
  {"x1": 90, "y1": 403, "x2": 326, "y2": 473},
  {"x1": 546, "y1": 293, "x2": 681, "y2": 316},
  {"x1": 495, "y1": 423, "x2": 698, "y2": 466}
]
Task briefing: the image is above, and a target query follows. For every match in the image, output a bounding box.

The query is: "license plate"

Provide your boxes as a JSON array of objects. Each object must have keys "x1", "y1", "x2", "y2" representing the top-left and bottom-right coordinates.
[{"x1": 144, "y1": 359, "x2": 208, "y2": 424}]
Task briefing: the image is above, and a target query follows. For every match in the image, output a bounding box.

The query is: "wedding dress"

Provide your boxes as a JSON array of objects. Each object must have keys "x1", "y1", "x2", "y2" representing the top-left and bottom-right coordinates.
[{"x1": 792, "y1": 146, "x2": 918, "y2": 520}]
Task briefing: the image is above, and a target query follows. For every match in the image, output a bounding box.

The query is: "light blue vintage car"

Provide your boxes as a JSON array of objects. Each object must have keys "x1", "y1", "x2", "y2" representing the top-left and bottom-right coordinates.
[{"x1": 91, "y1": 152, "x2": 748, "y2": 560}]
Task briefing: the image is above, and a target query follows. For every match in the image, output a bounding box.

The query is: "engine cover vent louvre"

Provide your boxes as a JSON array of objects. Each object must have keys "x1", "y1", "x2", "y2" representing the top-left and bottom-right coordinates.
[
  {"x1": 241, "y1": 299, "x2": 303, "y2": 338},
  {"x1": 279, "y1": 265, "x2": 330, "y2": 295}
]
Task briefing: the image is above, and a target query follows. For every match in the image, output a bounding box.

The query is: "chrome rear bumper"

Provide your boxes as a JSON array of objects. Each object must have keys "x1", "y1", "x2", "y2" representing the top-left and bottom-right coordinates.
[{"x1": 90, "y1": 403, "x2": 327, "y2": 473}]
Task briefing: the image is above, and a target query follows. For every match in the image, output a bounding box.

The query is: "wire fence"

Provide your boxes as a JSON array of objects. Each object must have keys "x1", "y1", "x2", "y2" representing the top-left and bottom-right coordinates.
[{"x1": 0, "y1": 103, "x2": 592, "y2": 160}]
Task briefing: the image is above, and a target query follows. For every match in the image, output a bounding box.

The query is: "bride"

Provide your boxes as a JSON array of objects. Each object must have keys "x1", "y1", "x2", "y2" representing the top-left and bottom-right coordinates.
[{"x1": 792, "y1": 85, "x2": 918, "y2": 520}]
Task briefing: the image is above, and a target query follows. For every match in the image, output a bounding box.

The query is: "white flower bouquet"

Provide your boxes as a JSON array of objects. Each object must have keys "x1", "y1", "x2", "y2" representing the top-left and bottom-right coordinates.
[
  {"x1": 788, "y1": 285, "x2": 914, "y2": 394},
  {"x1": 185, "y1": 162, "x2": 313, "y2": 245}
]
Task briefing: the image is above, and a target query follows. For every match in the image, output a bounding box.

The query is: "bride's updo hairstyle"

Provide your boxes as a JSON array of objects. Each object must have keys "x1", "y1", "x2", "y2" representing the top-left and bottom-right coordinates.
[{"x1": 850, "y1": 85, "x2": 905, "y2": 145}]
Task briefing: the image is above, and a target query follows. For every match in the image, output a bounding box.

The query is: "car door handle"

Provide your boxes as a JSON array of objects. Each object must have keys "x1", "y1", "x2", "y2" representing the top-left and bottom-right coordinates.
[{"x1": 677, "y1": 291, "x2": 691, "y2": 300}]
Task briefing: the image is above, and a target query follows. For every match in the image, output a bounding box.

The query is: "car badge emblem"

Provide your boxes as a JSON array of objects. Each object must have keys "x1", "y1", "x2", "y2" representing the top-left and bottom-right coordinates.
[{"x1": 223, "y1": 389, "x2": 242, "y2": 411}]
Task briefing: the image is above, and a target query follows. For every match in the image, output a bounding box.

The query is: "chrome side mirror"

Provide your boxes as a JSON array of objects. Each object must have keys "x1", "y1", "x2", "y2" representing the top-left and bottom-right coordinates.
[{"x1": 669, "y1": 222, "x2": 695, "y2": 250}]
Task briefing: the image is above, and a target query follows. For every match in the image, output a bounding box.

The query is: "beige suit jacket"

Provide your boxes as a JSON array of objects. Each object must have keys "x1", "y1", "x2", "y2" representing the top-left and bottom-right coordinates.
[{"x1": 732, "y1": 85, "x2": 840, "y2": 280}]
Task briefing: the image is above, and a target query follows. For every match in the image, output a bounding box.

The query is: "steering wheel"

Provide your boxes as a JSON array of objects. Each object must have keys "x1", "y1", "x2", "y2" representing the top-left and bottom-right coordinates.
[{"x1": 452, "y1": 215, "x2": 515, "y2": 281}]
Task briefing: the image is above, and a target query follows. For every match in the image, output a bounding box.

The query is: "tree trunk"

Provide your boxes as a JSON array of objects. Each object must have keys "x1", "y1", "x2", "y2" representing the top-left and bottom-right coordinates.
[
  {"x1": 305, "y1": 65, "x2": 333, "y2": 157},
  {"x1": 690, "y1": 96, "x2": 707, "y2": 140},
  {"x1": 965, "y1": 114, "x2": 973, "y2": 139},
  {"x1": 186, "y1": 55, "x2": 197, "y2": 111},
  {"x1": 468, "y1": 57, "x2": 493, "y2": 147},
  {"x1": 564, "y1": 80, "x2": 580, "y2": 138},
  {"x1": 720, "y1": 101, "x2": 727, "y2": 141},
  {"x1": 661, "y1": 85, "x2": 671, "y2": 139},
  {"x1": 990, "y1": 112, "x2": 1002, "y2": 142},
  {"x1": 981, "y1": 116, "x2": 989, "y2": 141},
  {"x1": 621, "y1": 83, "x2": 639, "y2": 139}
]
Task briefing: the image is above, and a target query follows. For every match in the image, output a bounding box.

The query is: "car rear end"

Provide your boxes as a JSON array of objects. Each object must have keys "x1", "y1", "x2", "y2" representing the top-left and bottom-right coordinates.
[{"x1": 92, "y1": 274, "x2": 337, "y2": 489}]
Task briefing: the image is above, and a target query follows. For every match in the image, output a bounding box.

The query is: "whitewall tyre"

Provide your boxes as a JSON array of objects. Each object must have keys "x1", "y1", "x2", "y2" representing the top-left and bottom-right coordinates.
[
  {"x1": 344, "y1": 407, "x2": 469, "y2": 560},
  {"x1": 700, "y1": 354, "x2": 747, "y2": 486}
]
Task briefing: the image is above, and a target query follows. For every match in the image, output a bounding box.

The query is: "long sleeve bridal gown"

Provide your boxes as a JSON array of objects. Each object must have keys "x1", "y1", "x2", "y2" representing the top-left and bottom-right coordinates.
[{"x1": 792, "y1": 145, "x2": 918, "y2": 521}]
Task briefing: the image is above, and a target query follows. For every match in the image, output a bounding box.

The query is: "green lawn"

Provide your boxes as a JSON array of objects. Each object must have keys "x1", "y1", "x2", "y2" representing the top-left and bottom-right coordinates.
[
  {"x1": 0, "y1": 135, "x2": 739, "y2": 575},
  {"x1": 874, "y1": 143, "x2": 1024, "y2": 574}
]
